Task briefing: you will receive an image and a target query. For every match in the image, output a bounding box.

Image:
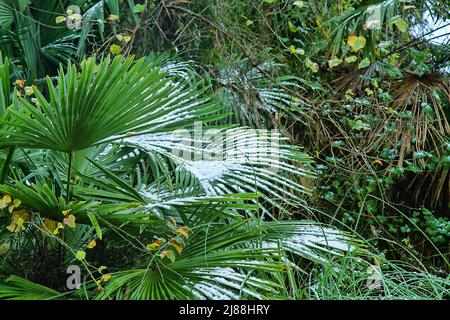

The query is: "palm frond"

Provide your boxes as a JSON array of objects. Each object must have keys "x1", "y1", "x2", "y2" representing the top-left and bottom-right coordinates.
[{"x1": 0, "y1": 55, "x2": 223, "y2": 152}]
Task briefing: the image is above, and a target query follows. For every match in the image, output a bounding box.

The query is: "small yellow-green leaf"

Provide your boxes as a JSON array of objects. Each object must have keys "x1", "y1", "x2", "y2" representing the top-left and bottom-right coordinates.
[
  {"x1": 63, "y1": 214, "x2": 76, "y2": 228},
  {"x1": 76, "y1": 250, "x2": 86, "y2": 261},
  {"x1": 55, "y1": 16, "x2": 66, "y2": 24},
  {"x1": 391, "y1": 16, "x2": 408, "y2": 33},
  {"x1": 288, "y1": 21, "x2": 298, "y2": 33},
  {"x1": 24, "y1": 86, "x2": 34, "y2": 96},
  {"x1": 0, "y1": 242, "x2": 11, "y2": 255},
  {"x1": 328, "y1": 56, "x2": 343, "y2": 69},
  {"x1": 1, "y1": 194, "x2": 12, "y2": 209},
  {"x1": 293, "y1": 1, "x2": 304, "y2": 8},
  {"x1": 345, "y1": 55, "x2": 358, "y2": 63},
  {"x1": 101, "y1": 274, "x2": 112, "y2": 282},
  {"x1": 8, "y1": 199, "x2": 21, "y2": 213},
  {"x1": 289, "y1": 45, "x2": 304, "y2": 55},
  {"x1": 87, "y1": 240, "x2": 97, "y2": 249},
  {"x1": 98, "y1": 266, "x2": 107, "y2": 273},
  {"x1": 347, "y1": 35, "x2": 366, "y2": 52},
  {"x1": 133, "y1": 4, "x2": 145, "y2": 13},
  {"x1": 358, "y1": 58, "x2": 371, "y2": 69},
  {"x1": 110, "y1": 44, "x2": 122, "y2": 55},
  {"x1": 109, "y1": 14, "x2": 120, "y2": 22}
]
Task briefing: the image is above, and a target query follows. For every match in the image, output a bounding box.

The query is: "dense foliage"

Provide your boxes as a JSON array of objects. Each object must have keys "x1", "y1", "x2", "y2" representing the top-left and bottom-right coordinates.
[{"x1": 0, "y1": 0, "x2": 448, "y2": 300}]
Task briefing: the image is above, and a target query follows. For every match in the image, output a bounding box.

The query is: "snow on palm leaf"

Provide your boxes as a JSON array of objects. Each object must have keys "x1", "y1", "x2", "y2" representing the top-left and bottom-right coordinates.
[
  {"x1": 186, "y1": 127, "x2": 315, "y2": 213},
  {"x1": 184, "y1": 268, "x2": 279, "y2": 300},
  {"x1": 218, "y1": 59, "x2": 308, "y2": 126},
  {"x1": 126, "y1": 127, "x2": 316, "y2": 214},
  {"x1": 261, "y1": 221, "x2": 359, "y2": 264}
]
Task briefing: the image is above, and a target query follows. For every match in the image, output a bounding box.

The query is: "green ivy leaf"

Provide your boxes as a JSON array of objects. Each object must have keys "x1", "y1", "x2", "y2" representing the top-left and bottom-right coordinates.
[
  {"x1": 347, "y1": 35, "x2": 366, "y2": 52},
  {"x1": 288, "y1": 21, "x2": 298, "y2": 33},
  {"x1": 390, "y1": 16, "x2": 409, "y2": 33},
  {"x1": 328, "y1": 56, "x2": 343, "y2": 68},
  {"x1": 345, "y1": 55, "x2": 357, "y2": 63},
  {"x1": 133, "y1": 4, "x2": 146, "y2": 13},
  {"x1": 358, "y1": 58, "x2": 371, "y2": 69}
]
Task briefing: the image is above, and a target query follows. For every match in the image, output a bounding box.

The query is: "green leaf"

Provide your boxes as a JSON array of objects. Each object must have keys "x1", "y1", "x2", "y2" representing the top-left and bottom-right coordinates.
[
  {"x1": 0, "y1": 242, "x2": 10, "y2": 255},
  {"x1": 55, "y1": 16, "x2": 66, "y2": 24},
  {"x1": 88, "y1": 212, "x2": 102, "y2": 240},
  {"x1": 288, "y1": 21, "x2": 298, "y2": 33},
  {"x1": 358, "y1": 58, "x2": 371, "y2": 69},
  {"x1": 305, "y1": 58, "x2": 319, "y2": 73},
  {"x1": 345, "y1": 55, "x2": 357, "y2": 63},
  {"x1": 293, "y1": 1, "x2": 304, "y2": 8},
  {"x1": 390, "y1": 16, "x2": 409, "y2": 33},
  {"x1": 289, "y1": 45, "x2": 304, "y2": 55},
  {"x1": 133, "y1": 4, "x2": 146, "y2": 13},
  {"x1": 328, "y1": 56, "x2": 343, "y2": 68},
  {"x1": 347, "y1": 35, "x2": 366, "y2": 53},
  {"x1": 0, "y1": 56, "x2": 223, "y2": 153},
  {"x1": 76, "y1": 250, "x2": 86, "y2": 261},
  {"x1": 110, "y1": 44, "x2": 122, "y2": 55}
]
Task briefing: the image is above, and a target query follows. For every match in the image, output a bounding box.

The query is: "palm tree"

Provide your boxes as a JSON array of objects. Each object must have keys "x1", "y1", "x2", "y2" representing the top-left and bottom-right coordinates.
[
  {"x1": 0, "y1": 54, "x2": 358, "y2": 299},
  {"x1": 0, "y1": 0, "x2": 122, "y2": 81}
]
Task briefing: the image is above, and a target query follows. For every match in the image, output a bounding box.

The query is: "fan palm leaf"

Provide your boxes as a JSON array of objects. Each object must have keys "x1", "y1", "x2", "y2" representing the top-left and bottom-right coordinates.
[{"x1": 0, "y1": 55, "x2": 222, "y2": 153}]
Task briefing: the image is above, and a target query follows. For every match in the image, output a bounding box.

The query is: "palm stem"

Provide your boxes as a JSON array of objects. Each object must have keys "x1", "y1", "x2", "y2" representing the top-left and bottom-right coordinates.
[{"x1": 66, "y1": 152, "x2": 73, "y2": 202}]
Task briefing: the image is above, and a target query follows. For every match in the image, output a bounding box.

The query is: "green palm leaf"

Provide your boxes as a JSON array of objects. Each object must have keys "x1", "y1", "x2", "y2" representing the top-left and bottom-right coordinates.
[{"x1": 0, "y1": 55, "x2": 222, "y2": 152}]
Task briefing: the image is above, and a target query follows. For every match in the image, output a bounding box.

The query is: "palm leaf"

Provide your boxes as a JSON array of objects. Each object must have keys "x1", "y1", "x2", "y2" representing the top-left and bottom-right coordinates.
[{"x1": 0, "y1": 55, "x2": 223, "y2": 152}]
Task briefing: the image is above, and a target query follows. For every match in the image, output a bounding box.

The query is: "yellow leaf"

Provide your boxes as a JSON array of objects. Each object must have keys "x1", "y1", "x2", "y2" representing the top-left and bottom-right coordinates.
[
  {"x1": 110, "y1": 44, "x2": 122, "y2": 55},
  {"x1": 176, "y1": 227, "x2": 189, "y2": 239},
  {"x1": 55, "y1": 16, "x2": 66, "y2": 24},
  {"x1": 7, "y1": 216, "x2": 25, "y2": 233},
  {"x1": 1, "y1": 194, "x2": 12, "y2": 209},
  {"x1": 8, "y1": 199, "x2": 22, "y2": 213},
  {"x1": 53, "y1": 222, "x2": 64, "y2": 235},
  {"x1": 15, "y1": 80, "x2": 25, "y2": 88},
  {"x1": 13, "y1": 209, "x2": 29, "y2": 221},
  {"x1": 43, "y1": 219, "x2": 56, "y2": 232},
  {"x1": 98, "y1": 266, "x2": 107, "y2": 273},
  {"x1": 63, "y1": 214, "x2": 76, "y2": 229},
  {"x1": 87, "y1": 240, "x2": 97, "y2": 249},
  {"x1": 347, "y1": 35, "x2": 366, "y2": 53},
  {"x1": 71, "y1": 13, "x2": 82, "y2": 22},
  {"x1": 365, "y1": 88, "x2": 374, "y2": 96},
  {"x1": 146, "y1": 240, "x2": 162, "y2": 251},
  {"x1": 62, "y1": 209, "x2": 72, "y2": 216},
  {"x1": 76, "y1": 250, "x2": 86, "y2": 261},
  {"x1": 123, "y1": 35, "x2": 132, "y2": 43},
  {"x1": 0, "y1": 242, "x2": 11, "y2": 255},
  {"x1": 101, "y1": 274, "x2": 112, "y2": 282},
  {"x1": 170, "y1": 240, "x2": 183, "y2": 254},
  {"x1": 108, "y1": 15, "x2": 119, "y2": 22}
]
